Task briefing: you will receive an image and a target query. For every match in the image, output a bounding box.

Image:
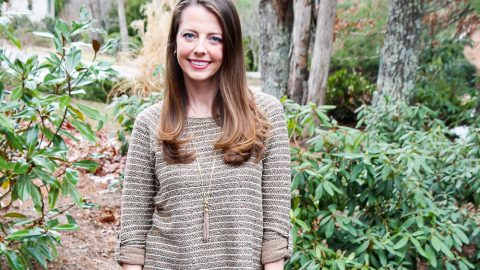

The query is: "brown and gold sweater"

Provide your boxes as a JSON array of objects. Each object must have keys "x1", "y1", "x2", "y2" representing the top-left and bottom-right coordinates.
[{"x1": 115, "y1": 91, "x2": 292, "y2": 269}]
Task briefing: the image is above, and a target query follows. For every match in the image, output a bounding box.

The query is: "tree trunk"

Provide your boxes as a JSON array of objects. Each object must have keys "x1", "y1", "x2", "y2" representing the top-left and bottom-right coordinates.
[
  {"x1": 259, "y1": 0, "x2": 293, "y2": 98},
  {"x1": 249, "y1": 42, "x2": 259, "y2": 72},
  {"x1": 117, "y1": 0, "x2": 129, "y2": 53},
  {"x1": 306, "y1": 0, "x2": 338, "y2": 105},
  {"x1": 288, "y1": 0, "x2": 312, "y2": 105},
  {"x1": 89, "y1": 0, "x2": 104, "y2": 44},
  {"x1": 476, "y1": 85, "x2": 480, "y2": 115},
  {"x1": 373, "y1": 0, "x2": 423, "y2": 106}
]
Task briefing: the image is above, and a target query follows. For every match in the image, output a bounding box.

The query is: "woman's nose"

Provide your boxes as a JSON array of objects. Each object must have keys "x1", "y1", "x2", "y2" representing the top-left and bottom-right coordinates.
[{"x1": 194, "y1": 38, "x2": 207, "y2": 55}]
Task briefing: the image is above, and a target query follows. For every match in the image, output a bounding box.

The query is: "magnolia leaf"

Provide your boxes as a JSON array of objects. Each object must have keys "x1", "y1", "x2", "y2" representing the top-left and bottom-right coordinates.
[
  {"x1": 11, "y1": 86, "x2": 23, "y2": 101},
  {"x1": 69, "y1": 118, "x2": 96, "y2": 143},
  {"x1": 76, "y1": 103, "x2": 101, "y2": 121},
  {"x1": 52, "y1": 224, "x2": 79, "y2": 231},
  {"x1": 3, "y1": 212, "x2": 27, "y2": 219},
  {"x1": 0, "y1": 113, "x2": 14, "y2": 130},
  {"x1": 73, "y1": 160, "x2": 98, "y2": 173},
  {"x1": 5, "y1": 250, "x2": 23, "y2": 270},
  {"x1": 92, "y1": 39, "x2": 101, "y2": 54},
  {"x1": 32, "y1": 31, "x2": 55, "y2": 39}
]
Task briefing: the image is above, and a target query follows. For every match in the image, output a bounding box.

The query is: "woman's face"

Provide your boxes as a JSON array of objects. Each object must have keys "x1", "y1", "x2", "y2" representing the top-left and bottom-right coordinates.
[{"x1": 176, "y1": 5, "x2": 224, "y2": 86}]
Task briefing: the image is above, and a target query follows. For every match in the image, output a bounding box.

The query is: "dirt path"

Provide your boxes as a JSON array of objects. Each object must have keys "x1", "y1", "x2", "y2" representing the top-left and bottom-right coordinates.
[{"x1": 42, "y1": 128, "x2": 125, "y2": 270}]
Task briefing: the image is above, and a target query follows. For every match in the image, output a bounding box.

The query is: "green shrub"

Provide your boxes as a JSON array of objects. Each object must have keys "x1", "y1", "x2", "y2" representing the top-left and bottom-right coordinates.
[
  {"x1": 331, "y1": 0, "x2": 388, "y2": 79},
  {"x1": 75, "y1": 74, "x2": 118, "y2": 103},
  {"x1": 109, "y1": 93, "x2": 162, "y2": 155},
  {"x1": 414, "y1": 38, "x2": 478, "y2": 126},
  {"x1": 0, "y1": 8, "x2": 115, "y2": 269},
  {"x1": 283, "y1": 98, "x2": 480, "y2": 270},
  {"x1": 326, "y1": 68, "x2": 375, "y2": 124}
]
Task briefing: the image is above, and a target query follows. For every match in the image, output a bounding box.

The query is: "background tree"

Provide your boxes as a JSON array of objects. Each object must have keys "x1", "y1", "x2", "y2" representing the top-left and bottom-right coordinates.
[
  {"x1": 306, "y1": 0, "x2": 338, "y2": 105},
  {"x1": 237, "y1": 0, "x2": 260, "y2": 72},
  {"x1": 116, "y1": 0, "x2": 129, "y2": 53},
  {"x1": 259, "y1": 0, "x2": 293, "y2": 98},
  {"x1": 373, "y1": 0, "x2": 424, "y2": 106},
  {"x1": 288, "y1": 0, "x2": 312, "y2": 105}
]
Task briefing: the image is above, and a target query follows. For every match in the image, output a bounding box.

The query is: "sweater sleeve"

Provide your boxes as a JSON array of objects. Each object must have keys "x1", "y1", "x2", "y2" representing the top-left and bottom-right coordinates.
[
  {"x1": 115, "y1": 111, "x2": 157, "y2": 266},
  {"x1": 260, "y1": 97, "x2": 293, "y2": 265}
]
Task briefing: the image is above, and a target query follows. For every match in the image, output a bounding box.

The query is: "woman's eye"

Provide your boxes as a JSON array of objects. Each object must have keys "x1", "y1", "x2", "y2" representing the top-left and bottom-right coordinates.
[
  {"x1": 210, "y1": 36, "x2": 223, "y2": 43},
  {"x1": 183, "y1": 33, "x2": 196, "y2": 40}
]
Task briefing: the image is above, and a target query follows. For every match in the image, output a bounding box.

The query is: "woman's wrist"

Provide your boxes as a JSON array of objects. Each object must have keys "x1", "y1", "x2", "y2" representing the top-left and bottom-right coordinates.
[
  {"x1": 122, "y1": 264, "x2": 142, "y2": 270},
  {"x1": 264, "y1": 259, "x2": 284, "y2": 270}
]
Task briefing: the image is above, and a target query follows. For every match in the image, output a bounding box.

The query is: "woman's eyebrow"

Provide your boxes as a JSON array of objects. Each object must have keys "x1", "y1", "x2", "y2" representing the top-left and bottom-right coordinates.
[
  {"x1": 180, "y1": 28, "x2": 222, "y2": 36},
  {"x1": 180, "y1": 28, "x2": 198, "y2": 34}
]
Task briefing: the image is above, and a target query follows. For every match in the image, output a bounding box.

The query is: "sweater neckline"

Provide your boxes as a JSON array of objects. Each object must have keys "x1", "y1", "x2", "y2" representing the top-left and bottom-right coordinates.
[{"x1": 186, "y1": 116, "x2": 215, "y2": 124}]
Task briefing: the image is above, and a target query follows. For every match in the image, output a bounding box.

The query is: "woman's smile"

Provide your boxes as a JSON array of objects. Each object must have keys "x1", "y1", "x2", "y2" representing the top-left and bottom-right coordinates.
[{"x1": 188, "y1": 59, "x2": 211, "y2": 70}]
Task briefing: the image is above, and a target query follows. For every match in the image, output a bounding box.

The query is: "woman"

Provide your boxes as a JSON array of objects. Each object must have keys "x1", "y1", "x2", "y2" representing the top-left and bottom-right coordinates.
[{"x1": 115, "y1": 0, "x2": 292, "y2": 269}]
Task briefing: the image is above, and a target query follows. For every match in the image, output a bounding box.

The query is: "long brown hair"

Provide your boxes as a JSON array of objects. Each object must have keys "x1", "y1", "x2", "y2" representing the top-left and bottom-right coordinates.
[{"x1": 157, "y1": 0, "x2": 270, "y2": 165}]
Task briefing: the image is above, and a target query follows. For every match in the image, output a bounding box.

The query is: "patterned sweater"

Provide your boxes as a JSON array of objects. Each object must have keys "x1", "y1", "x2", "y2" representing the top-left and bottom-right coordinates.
[{"x1": 115, "y1": 91, "x2": 292, "y2": 269}]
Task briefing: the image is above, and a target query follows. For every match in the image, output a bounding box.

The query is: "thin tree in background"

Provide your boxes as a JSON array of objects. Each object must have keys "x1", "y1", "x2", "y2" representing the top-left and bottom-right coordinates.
[
  {"x1": 373, "y1": 0, "x2": 423, "y2": 106},
  {"x1": 117, "y1": 0, "x2": 129, "y2": 53},
  {"x1": 88, "y1": 0, "x2": 104, "y2": 44},
  {"x1": 259, "y1": 0, "x2": 293, "y2": 98},
  {"x1": 288, "y1": 0, "x2": 312, "y2": 105},
  {"x1": 237, "y1": 0, "x2": 260, "y2": 72},
  {"x1": 307, "y1": 0, "x2": 338, "y2": 105}
]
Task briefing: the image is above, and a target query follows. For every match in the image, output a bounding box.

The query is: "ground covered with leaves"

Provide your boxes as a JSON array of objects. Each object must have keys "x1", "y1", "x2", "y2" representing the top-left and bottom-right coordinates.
[{"x1": 44, "y1": 128, "x2": 124, "y2": 270}]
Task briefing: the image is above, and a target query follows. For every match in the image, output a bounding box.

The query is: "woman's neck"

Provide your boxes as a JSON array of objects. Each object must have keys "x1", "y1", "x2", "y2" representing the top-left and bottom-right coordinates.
[{"x1": 184, "y1": 77, "x2": 219, "y2": 118}]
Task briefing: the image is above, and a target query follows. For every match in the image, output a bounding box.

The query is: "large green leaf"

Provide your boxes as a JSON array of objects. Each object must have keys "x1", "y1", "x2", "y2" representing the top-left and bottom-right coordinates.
[
  {"x1": 24, "y1": 246, "x2": 48, "y2": 269},
  {"x1": 76, "y1": 103, "x2": 103, "y2": 122},
  {"x1": 73, "y1": 159, "x2": 98, "y2": 173},
  {"x1": 64, "y1": 47, "x2": 81, "y2": 74},
  {"x1": 48, "y1": 187, "x2": 60, "y2": 209},
  {"x1": 51, "y1": 224, "x2": 79, "y2": 231},
  {"x1": 13, "y1": 162, "x2": 30, "y2": 175},
  {"x1": 0, "y1": 113, "x2": 14, "y2": 130},
  {"x1": 5, "y1": 250, "x2": 25, "y2": 270},
  {"x1": 16, "y1": 174, "x2": 32, "y2": 201},
  {"x1": 69, "y1": 118, "x2": 96, "y2": 143},
  {"x1": 25, "y1": 124, "x2": 39, "y2": 155},
  {"x1": 5, "y1": 130, "x2": 25, "y2": 150},
  {"x1": 6, "y1": 228, "x2": 43, "y2": 241}
]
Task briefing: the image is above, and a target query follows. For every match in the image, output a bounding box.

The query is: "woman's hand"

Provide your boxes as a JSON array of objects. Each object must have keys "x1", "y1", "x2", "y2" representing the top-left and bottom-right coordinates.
[
  {"x1": 264, "y1": 259, "x2": 284, "y2": 270},
  {"x1": 122, "y1": 264, "x2": 142, "y2": 270}
]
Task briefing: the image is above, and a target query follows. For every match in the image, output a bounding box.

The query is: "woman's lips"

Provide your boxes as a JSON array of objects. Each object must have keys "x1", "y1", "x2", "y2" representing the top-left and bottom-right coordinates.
[{"x1": 189, "y1": 59, "x2": 210, "y2": 70}]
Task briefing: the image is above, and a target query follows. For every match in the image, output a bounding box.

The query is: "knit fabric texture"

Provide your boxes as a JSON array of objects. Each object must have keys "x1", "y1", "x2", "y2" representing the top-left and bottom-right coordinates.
[{"x1": 115, "y1": 91, "x2": 292, "y2": 269}]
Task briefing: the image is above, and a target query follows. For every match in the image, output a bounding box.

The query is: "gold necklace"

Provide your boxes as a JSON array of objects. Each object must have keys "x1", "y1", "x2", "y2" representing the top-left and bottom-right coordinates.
[{"x1": 191, "y1": 132, "x2": 217, "y2": 242}]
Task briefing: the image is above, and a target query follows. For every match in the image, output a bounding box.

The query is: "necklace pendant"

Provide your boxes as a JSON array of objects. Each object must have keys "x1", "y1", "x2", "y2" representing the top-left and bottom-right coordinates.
[{"x1": 203, "y1": 207, "x2": 209, "y2": 242}]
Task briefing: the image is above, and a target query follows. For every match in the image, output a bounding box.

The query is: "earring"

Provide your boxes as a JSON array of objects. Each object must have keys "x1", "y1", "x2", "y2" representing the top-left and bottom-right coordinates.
[{"x1": 174, "y1": 50, "x2": 177, "y2": 55}]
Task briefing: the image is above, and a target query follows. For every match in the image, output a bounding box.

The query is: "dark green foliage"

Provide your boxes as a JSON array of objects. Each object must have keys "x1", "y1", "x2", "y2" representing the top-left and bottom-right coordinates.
[
  {"x1": 326, "y1": 68, "x2": 375, "y2": 124},
  {"x1": 243, "y1": 37, "x2": 258, "y2": 72},
  {"x1": 110, "y1": 93, "x2": 162, "y2": 155},
  {"x1": 330, "y1": 35, "x2": 381, "y2": 80},
  {"x1": 55, "y1": 0, "x2": 66, "y2": 17},
  {"x1": 71, "y1": 74, "x2": 118, "y2": 103},
  {"x1": 283, "y1": 97, "x2": 480, "y2": 270},
  {"x1": 0, "y1": 8, "x2": 114, "y2": 269},
  {"x1": 331, "y1": 0, "x2": 388, "y2": 80},
  {"x1": 414, "y1": 38, "x2": 478, "y2": 126}
]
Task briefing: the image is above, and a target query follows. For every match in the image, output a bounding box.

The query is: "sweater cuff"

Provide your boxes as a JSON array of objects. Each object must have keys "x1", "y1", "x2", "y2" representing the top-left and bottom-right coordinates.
[
  {"x1": 261, "y1": 238, "x2": 288, "y2": 264},
  {"x1": 115, "y1": 241, "x2": 146, "y2": 266}
]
